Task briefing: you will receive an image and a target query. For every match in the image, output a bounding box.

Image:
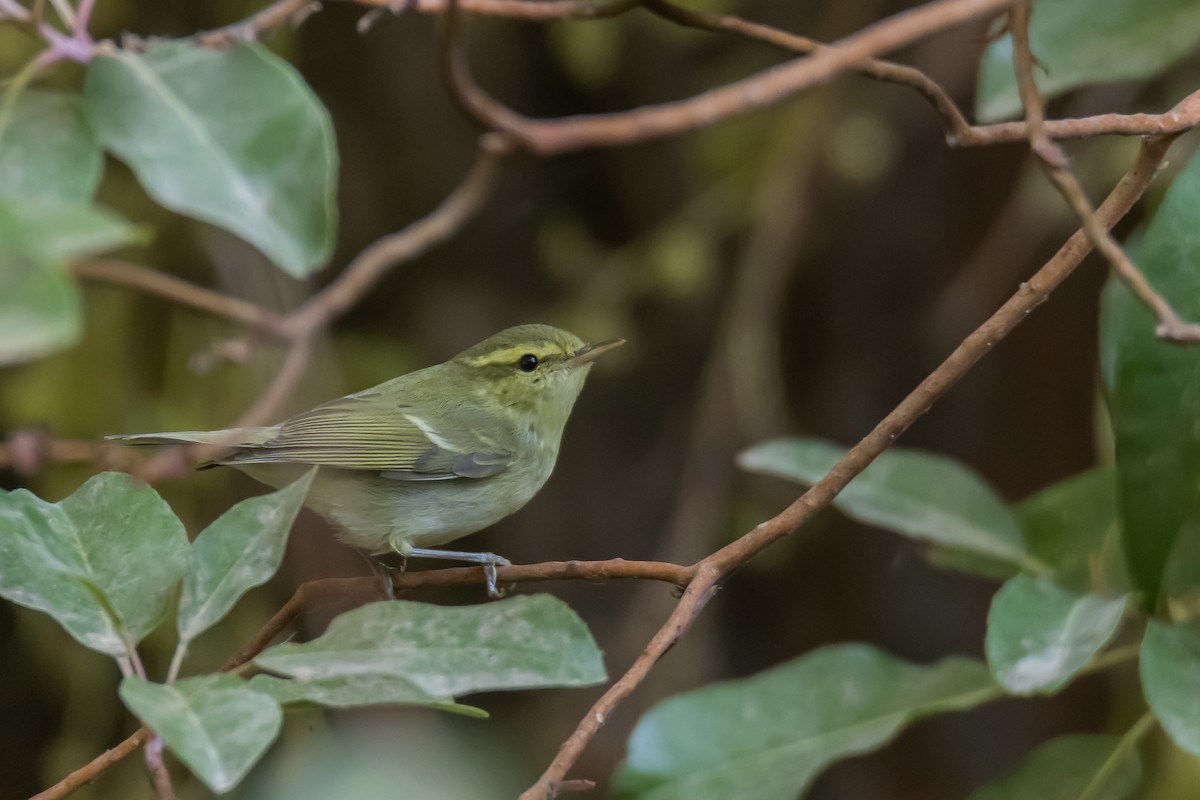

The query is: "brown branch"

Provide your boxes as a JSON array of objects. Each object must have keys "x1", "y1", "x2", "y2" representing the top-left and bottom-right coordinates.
[
  {"x1": 143, "y1": 737, "x2": 176, "y2": 800},
  {"x1": 282, "y1": 138, "x2": 511, "y2": 338},
  {"x1": 519, "y1": 131, "x2": 1181, "y2": 800},
  {"x1": 0, "y1": 430, "x2": 143, "y2": 474},
  {"x1": 642, "y1": 0, "x2": 1200, "y2": 148},
  {"x1": 71, "y1": 258, "x2": 288, "y2": 338},
  {"x1": 30, "y1": 728, "x2": 152, "y2": 800},
  {"x1": 1009, "y1": 0, "x2": 1200, "y2": 344},
  {"x1": 35, "y1": 558, "x2": 689, "y2": 799},
  {"x1": 444, "y1": 0, "x2": 1013, "y2": 155},
  {"x1": 641, "y1": 0, "x2": 973, "y2": 142}
]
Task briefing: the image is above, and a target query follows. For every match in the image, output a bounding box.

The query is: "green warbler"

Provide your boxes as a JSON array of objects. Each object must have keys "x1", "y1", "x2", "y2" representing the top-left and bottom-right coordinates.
[{"x1": 112, "y1": 324, "x2": 623, "y2": 595}]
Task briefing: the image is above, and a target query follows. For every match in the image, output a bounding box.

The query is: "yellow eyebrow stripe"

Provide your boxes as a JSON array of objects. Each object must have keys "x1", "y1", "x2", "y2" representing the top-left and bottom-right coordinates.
[{"x1": 466, "y1": 344, "x2": 560, "y2": 367}]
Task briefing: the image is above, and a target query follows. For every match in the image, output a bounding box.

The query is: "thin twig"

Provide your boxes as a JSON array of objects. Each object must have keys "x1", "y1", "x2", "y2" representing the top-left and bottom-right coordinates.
[
  {"x1": 71, "y1": 259, "x2": 289, "y2": 338},
  {"x1": 641, "y1": 0, "x2": 1200, "y2": 148},
  {"x1": 0, "y1": 0, "x2": 31, "y2": 21},
  {"x1": 641, "y1": 0, "x2": 973, "y2": 142},
  {"x1": 29, "y1": 728, "x2": 153, "y2": 800},
  {"x1": 1008, "y1": 0, "x2": 1200, "y2": 344},
  {"x1": 143, "y1": 737, "x2": 176, "y2": 800},
  {"x1": 444, "y1": 0, "x2": 1012, "y2": 154},
  {"x1": 518, "y1": 132, "x2": 1181, "y2": 800},
  {"x1": 130, "y1": 338, "x2": 314, "y2": 483},
  {"x1": 283, "y1": 137, "x2": 512, "y2": 337}
]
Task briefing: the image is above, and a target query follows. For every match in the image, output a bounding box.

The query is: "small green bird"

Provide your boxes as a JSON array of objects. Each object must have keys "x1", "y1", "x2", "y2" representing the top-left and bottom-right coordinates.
[{"x1": 111, "y1": 324, "x2": 623, "y2": 595}]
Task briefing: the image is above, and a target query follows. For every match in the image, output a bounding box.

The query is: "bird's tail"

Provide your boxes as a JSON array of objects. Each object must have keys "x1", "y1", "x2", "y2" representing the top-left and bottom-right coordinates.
[{"x1": 106, "y1": 428, "x2": 273, "y2": 448}]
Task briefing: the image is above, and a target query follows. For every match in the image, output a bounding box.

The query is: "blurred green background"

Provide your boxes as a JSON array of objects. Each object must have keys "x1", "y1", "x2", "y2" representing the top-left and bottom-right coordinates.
[{"x1": 3, "y1": 0, "x2": 1199, "y2": 797}]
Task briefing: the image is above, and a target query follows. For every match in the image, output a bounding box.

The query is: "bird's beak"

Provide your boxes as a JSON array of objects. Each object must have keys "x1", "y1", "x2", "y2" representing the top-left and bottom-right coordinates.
[{"x1": 567, "y1": 338, "x2": 625, "y2": 367}]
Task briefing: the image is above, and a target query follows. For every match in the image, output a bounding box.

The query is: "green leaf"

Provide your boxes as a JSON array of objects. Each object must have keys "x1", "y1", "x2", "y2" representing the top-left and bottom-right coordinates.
[
  {"x1": 0, "y1": 90, "x2": 103, "y2": 203},
  {"x1": 738, "y1": 438, "x2": 1027, "y2": 564},
  {"x1": 0, "y1": 252, "x2": 82, "y2": 367},
  {"x1": 0, "y1": 488, "x2": 125, "y2": 655},
  {"x1": 0, "y1": 473, "x2": 189, "y2": 656},
  {"x1": 967, "y1": 734, "x2": 1141, "y2": 800},
  {"x1": 0, "y1": 197, "x2": 135, "y2": 263},
  {"x1": 254, "y1": 595, "x2": 606, "y2": 706},
  {"x1": 248, "y1": 673, "x2": 486, "y2": 718},
  {"x1": 120, "y1": 674, "x2": 282, "y2": 793},
  {"x1": 985, "y1": 575, "x2": 1127, "y2": 695},
  {"x1": 0, "y1": 197, "x2": 137, "y2": 365},
  {"x1": 1016, "y1": 468, "x2": 1117, "y2": 574},
  {"x1": 1141, "y1": 619, "x2": 1200, "y2": 757},
  {"x1": 59, "y1": 473, "x2": 191, "y2": 642},
  {"x1": 614, "y1": 644, "x2": 997, "y2": 800},
  {"x1": 84, "y1": 41, "x2": 337, "y2": 277},
  {"x1": 177, "y1": 469, "x2": 314, "y2": 643},
  {"x1": 1103, "y1": 147, "x2": 1200, "y2": 602},
  {"x1": 976, "y1": 0, "x2": 1200, "y2": 121}
]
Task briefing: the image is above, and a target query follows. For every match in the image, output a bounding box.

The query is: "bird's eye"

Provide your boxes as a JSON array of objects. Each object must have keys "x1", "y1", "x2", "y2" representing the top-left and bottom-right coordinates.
[{"x1": 517, "y1": 354, "x2": 539, "y2": 372}]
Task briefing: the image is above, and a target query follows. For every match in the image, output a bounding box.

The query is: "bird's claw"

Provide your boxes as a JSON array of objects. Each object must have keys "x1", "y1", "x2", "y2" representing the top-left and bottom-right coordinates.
[{"x1": 483, "y1": 554, "x2": 511, "y2": 598}]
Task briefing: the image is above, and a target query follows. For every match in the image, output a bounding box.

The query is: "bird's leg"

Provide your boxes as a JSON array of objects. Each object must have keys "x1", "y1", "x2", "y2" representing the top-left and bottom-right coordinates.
[{"x1": 405, "y1": 547, "x2": 512, "y2": 598}]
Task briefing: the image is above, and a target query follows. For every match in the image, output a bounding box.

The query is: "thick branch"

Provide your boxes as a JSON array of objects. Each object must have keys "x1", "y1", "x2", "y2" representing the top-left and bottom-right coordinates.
[{"x1": 519, "y1": 131, "x2": 1181, "y2": 800}]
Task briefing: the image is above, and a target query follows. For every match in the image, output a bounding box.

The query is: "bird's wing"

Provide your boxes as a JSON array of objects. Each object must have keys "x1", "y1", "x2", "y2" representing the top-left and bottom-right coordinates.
[{"x1": 222, "y1": 392, "x2": 511, "y2": 480}]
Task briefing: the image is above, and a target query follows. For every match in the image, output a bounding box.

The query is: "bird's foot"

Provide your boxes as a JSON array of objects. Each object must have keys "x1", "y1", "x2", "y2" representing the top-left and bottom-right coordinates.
[{"x1": 405, "y1": 547, "x2": 511, "y2": 598}]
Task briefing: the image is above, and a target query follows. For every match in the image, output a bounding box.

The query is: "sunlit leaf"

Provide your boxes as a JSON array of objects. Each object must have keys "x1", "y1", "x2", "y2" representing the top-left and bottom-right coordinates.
[
  {"x1": 120, "y1": 674, "x2": 282, "y2": 793},
  {"x1": 986, "y1": 575, "x2": 1127, "y2": 695},
  {"x1": 1102, "y1": 146, "x2": 1200, "y2": 602},
  {"x1": 1141, "y1": 619, "x2": 1200, "y2": 757},
  {"x1": 84, "y1": 41, "x2": 337, "y2": 277},
  {"x1": 254, "y1": 596, "x2": 606, "y2": 705},
  {"x1": 968, "y1": 734, "x2": 1141, "y2": 800},
  {"x1": 976, "y1": 0, "x2": 1200, "y2": 121},
  {"x1": 177, "y1": 469, "x2": 314, "y2": 643},
  {"x1": 738, "y1": 438, "x2": 1027, "y2": 564},
  {"x1": 614, "y1": 644, "x2": 996, "y2": 800},
  {"x1": 0, "y1": 90, "x2": 102, "y2": 203},
  {"x1": 0, "y1": 474, "x2": 188, "y2": 656}
]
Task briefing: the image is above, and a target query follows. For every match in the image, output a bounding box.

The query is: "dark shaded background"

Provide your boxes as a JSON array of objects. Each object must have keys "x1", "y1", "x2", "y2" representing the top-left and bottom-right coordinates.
[{"x1": 3, "y1": 1, "x2": 1197, "y2": 797}]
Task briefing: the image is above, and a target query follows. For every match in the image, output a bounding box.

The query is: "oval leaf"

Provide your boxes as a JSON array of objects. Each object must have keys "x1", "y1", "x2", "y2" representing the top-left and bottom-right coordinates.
[
  {"x1": 0, "y1": 90, "x2": 103, "y2": 203},
  {"x1": 968, "y1": 734, "x2": 1141, "y2": 800},
  {"x1": 254, "y1": 595, "x2": 605, "y2": 702},
  {"x1": 976, "y1": 0, "x2": 1200, "y2": 121},
  {"x1": 120, "y1": 674, "x2": 282, "y2": 793},
  {"x1": 738, "y1": 438, "x2": 1027, "y2": 564},
  {"x1": 1103, "y1": 147, "x2": 1200, "y2": 602},
  {"x1": 614, "y1": 644, "x2": 997, "y2": 800},
  {"x1": 84, "y1": 41, "x2": 337, "y2": 276},
  {"x1": 986, "y1": 575, "x2": 1127, "y2": 695},
  {"x1": 177, "y1": 469, "x2": 314, "y2": 643},
  {"x1": 1141, "y1": 619, "x2": 1200, "y2": 757}
]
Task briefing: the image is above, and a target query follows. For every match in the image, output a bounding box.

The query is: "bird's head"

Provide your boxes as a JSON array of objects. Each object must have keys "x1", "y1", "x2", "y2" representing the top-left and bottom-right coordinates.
[{"x1": 452, "y1": 324, "x2": 624, "y2": 430}]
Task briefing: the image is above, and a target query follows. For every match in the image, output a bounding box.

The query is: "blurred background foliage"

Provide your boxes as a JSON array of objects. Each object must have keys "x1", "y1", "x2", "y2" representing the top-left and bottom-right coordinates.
[{"x1": 3, "y1": 0, "x2": 1200, "y2": 797}]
